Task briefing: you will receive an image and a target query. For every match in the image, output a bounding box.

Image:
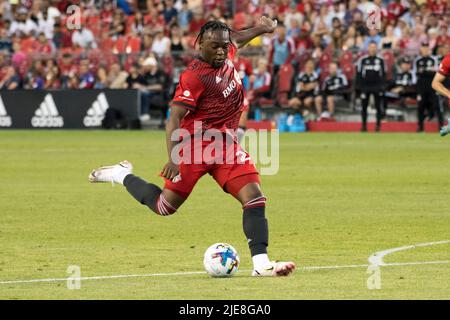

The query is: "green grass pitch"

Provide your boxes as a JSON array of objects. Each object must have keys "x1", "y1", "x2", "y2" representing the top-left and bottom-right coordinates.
[{"x1": 0, "y1": 130, "x2": 449, "y2": 299}]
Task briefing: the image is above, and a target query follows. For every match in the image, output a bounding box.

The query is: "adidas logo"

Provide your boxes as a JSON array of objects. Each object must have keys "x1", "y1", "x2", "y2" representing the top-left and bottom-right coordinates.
[
  {"x1": 0, "y1": 95, "x2": 12, "y2": 127},
  {"x1": 83, "y1": 93, "x2": 109, "y2": 127},
  {"x1": 216, "y1": 76, "x2": 222, "y2": 83},
  {"x1": 31, "y1": 94, "x2": 64, "y2": 127}
]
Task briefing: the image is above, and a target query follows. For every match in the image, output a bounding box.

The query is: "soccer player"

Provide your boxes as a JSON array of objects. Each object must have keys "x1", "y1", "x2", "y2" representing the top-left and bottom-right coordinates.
[
  {"x1": 321, "y1": 61, "x2": 349, "y2": 119},
  {"x1": 355, "y1": 41, "x2": 386, "y2": 132},
  {"x1": 288, "y1": 59, "x2": 322, "y2": 119},
  {"x1": 432, "y1": 51, "x2": 450, "y2": 136},
  {"x1": 384, "y1": 57, "x2": 415, "y2": 110},
  {"x1": 88, "y1": 18, "x2": 296, "y2": 277},
  {"x1": 413, "y1": 42, "x2": 443, "y2": 132}
]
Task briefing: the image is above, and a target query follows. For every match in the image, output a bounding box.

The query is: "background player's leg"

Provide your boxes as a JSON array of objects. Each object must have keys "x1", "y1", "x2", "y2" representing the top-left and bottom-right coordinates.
[
  {"x1": 424, "y1": 92, "x2": 435, "y2": 121},
  {"x1": 326, "y1": 95, "x2": 335, "y2": 115},
  {"x1": 434, "y1": 93, "x2": 444, "y2": 128},
  {"x1": 417, "y1": 94, "x2": 426, "y2": 132},
  {"x1": 314, "y1": 95, "x2": 323, "y2": 116},
  {"x1": 374, "y1": 92, "x2": 382, "y2": 131},
  {"x1": 360, "y1": 92, "x2": 369, "y2": 131},
  {"x1": 124, "y1": 174, "x2": 186, "y2": 215}
]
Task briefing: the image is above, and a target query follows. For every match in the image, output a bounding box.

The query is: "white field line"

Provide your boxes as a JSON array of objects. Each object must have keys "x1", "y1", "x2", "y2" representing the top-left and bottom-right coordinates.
[
  {"x1": 368, "y1": 240, "x2": 450, "y2": 267},
  {"x1": 1, "y1": 260, "x2": 450, "y2": 285}
]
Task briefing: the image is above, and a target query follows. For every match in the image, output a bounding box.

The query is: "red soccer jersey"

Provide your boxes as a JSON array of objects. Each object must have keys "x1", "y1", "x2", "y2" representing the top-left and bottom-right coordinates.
[
  {"x1": 170, "y1": 44, "x2": 244, "y2": 134},
  {"x1": 438, "y1": 54, "x2": 450, "y2": 77}
]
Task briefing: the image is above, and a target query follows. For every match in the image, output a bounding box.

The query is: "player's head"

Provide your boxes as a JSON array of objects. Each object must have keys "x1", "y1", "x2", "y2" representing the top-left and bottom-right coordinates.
[
  {"x1": 276, "y1": 23, "x2": 286, "y2": 38},
  {"x1": 257, "y1": 58, "x2": 268, "y2": 72},
  {"x1": 399, "y1": 57, "x2": 411, "y2": 72},
  {"x1": 305, "y1": 59, "x2": 315, "y2": 73},
  {"x1": 195, "y1": 20, "x2": 233, "y2": 69},
  {"x1": 329, "y1": 61, "x2": 338, "y2": 75},
  {"x1": 368, "y1": 41, "x2": 378, "y2": 56},
  {"x1": 420, "y1": 42, "x2": 430, "y2": 56}
]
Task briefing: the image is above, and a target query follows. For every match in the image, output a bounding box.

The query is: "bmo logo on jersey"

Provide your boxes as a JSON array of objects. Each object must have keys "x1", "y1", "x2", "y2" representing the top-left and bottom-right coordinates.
[{"x1": 222, "y1": 69, "x2": 242, "y2": 98}]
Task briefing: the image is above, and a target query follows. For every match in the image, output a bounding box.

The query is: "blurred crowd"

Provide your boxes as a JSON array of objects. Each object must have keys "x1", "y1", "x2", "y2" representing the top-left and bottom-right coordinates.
[{"x1": 0, "y1": 0, "x2": 449, "y2": 120}]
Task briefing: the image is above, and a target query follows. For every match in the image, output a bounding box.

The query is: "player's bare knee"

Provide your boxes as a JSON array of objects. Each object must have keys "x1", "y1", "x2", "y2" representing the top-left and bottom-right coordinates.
[
  {"x1": 155, "y1": 193, "x2": 178, "y2": 216},
  {"x1": 243, "y1": 194, "x2": 266, "y2": 209},
  {"x1": 238, "y1": 183, "x2": 264, "y2": 208}
]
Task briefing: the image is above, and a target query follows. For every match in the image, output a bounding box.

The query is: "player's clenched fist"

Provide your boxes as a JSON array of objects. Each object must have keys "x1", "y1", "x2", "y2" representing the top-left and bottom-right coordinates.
[
  {"x1": 161, "y1": 162, "x2": 179, "y2": 180},
  {"x1": 257, "y1": 16, "x2": 277, "y2": 33}
]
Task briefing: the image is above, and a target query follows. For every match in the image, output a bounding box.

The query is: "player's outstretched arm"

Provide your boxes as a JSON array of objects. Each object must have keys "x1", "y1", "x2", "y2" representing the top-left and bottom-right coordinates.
[
  {"x1": 231, "y1": 16, "x2": 277, "y2": 49},
  {"x1": 432, "y1": 73, "x2": 450, "y2": 99}
]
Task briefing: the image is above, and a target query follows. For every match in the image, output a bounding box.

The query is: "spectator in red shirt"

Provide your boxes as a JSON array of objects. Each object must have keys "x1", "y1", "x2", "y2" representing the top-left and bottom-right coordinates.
[
  {"x1": 36, "y1": 32, "x2": 53, "y2": 55},
  {"x1": 428, "y1": 0, "x2": 447, "y2": 15},
  {"x1": 19, "y1": 33, "x2": 37, "y2": 53},
  {"x1": 147, "y1": 6, "x2": 166, "y2": 31},
  {"x1": 277, "y1": 0, "x2": 292, "y2": 16},
  {"x1": 387, "y1": 0, "x2": 405, "y2": 23},
  {"x1": 100, "y1": 0, "x2": 114, "y2": 26},
  {"x1": 296, "y1": 26, "x2": 313, "y2": 53},
  {"x1": 189, "y1": 11, "x2": 206, "y2": 34}
]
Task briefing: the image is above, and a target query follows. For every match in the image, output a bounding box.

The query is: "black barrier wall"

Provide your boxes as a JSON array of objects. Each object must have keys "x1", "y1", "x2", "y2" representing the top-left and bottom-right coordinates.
[{"x1": 0, "y1": 90, "x2": 139, "y2": 129}]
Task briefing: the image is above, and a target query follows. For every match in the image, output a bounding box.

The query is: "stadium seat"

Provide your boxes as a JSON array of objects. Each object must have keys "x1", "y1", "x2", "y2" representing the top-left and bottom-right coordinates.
[
  {"x1": 382, "y1": 50, "x2": 395, "y2": 81},
  {"x1": 277, "y1": 63, "x2": 294, "y2": 104},
  {"x1": 113, "y1": 37, "x2": 127, "y2": 54},
  {"x1": 296, "y1": 51, "x2": 312, "y2": 71},
  {"x1": 340, "y1": 51, "x2": 353, "y2": 65},
  {"x1": 341, "y1": 60, "x2": 355, "y2": 85},
  {"x1": 126, "y1": 36, "x2": 142, "y2": 53},
  {"x1": 318, "y1": 51, "x2": 332, "y2": 70}
]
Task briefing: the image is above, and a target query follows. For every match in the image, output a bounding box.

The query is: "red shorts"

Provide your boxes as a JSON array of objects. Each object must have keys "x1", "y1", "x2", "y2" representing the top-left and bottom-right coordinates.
[{"x1": 163, "y1": 135, "x2": 259, "y2": 199}]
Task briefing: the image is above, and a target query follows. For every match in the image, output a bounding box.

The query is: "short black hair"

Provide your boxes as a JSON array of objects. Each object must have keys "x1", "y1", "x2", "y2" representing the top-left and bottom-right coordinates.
[{"x1": 194, "y1": 20, "x2": 233, "y2": 46}]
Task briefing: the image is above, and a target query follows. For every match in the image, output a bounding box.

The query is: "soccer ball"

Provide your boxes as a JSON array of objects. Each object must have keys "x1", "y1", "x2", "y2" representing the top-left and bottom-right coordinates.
[{"x1": 203, "y1": 243, "x2": 240, "y2": 277}]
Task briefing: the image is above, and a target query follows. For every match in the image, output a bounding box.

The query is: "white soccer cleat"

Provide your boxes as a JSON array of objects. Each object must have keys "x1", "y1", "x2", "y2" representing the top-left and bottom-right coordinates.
[
  {"x1": 252, "y1": 261, "x2": 296, "y2": 277},
  {"x1": 88, "y1": 160, "x2": 133, "y2": 185}
]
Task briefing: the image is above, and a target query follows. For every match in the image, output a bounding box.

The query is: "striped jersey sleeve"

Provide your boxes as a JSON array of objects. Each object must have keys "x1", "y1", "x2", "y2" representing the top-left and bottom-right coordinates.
[{"x1": 170, "y1": 70, "x2": 204, "y2": 111}]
